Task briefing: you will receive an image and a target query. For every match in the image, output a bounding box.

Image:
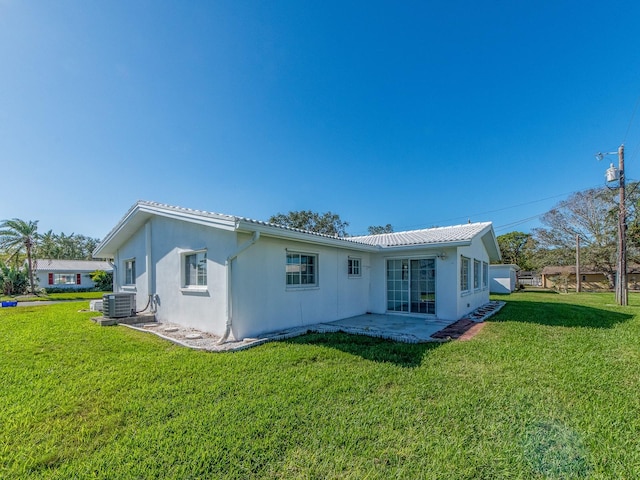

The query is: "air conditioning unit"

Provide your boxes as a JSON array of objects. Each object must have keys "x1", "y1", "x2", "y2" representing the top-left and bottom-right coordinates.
[{"x1": 103, "y1": 293, "x2": 136, "y2": 318}]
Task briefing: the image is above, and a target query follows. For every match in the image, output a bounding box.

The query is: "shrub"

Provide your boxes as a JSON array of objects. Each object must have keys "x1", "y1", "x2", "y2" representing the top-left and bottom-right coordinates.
[
  {"x1": 0, "y1": 261, "x2": 29, "y2": 296},
  {"x1": 89, "y1": 270, "x2": 113, "y2": 291}
]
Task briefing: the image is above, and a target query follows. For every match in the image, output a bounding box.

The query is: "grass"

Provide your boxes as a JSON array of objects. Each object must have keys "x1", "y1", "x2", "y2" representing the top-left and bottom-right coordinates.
[
  {"x1": 1, "y1": 291, "x2": 108, "y2": 302},
  {"x1": 1, "y1": 292, "x2": 640, "y2": 478}
]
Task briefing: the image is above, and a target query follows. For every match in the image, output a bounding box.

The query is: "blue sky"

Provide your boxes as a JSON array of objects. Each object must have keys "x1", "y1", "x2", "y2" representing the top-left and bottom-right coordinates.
[{"x1": 1, "y1": 1, "x2": 640, "y2": 239}]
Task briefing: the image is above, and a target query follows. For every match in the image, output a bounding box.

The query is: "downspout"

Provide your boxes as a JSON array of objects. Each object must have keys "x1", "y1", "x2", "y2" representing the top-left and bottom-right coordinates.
[
  {"x1": 108, "y1": 260, "x2": 117, "y2": 291},
  {"x1": 146, "y1": 221, "x2": 155, "y2": 312},
  {"x1": 217, "y1": 231, "x2": 260, "y2": 344}
]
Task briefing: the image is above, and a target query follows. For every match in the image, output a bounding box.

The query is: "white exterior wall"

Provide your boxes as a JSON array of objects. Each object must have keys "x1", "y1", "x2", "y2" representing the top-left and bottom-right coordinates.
[
  {"x1": 368, "y1": 246, "x2": 459, "y2": 321},
  {"x1": 231, "y1": 234, "x2": 371, "y2": 338},
  {"x1": 434, "y1": 247, "x2": 460, "y2": 321},
  {"x1": 104, "y1": 214, "x2": 497, "y2": 339},
  {"x1": 115, "y1": 217, "x2": 236, "y2": 334},
  {"x1": 456, "y1": 235, "x2": 491, "y2": 319},
  {"x1": 115, "y1": 224, "x2": 148, "y2": 310}
]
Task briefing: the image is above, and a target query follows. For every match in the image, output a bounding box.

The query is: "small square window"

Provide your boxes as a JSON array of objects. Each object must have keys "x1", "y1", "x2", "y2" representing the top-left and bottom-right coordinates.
[{"x1": 286, "y1": 252, "x2": 318, "y2": 286}]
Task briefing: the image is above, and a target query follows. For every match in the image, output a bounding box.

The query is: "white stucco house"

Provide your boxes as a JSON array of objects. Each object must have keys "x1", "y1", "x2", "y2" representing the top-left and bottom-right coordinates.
[
  {"x1": 93, "y1": 201, "x2": 501, "y2": 342},
  {"x1": 489, "y1": 264, "x2": 520, "y2": 293},
  {"x1": 35, "y1": 259, "x2": 113, "y2": 290}
]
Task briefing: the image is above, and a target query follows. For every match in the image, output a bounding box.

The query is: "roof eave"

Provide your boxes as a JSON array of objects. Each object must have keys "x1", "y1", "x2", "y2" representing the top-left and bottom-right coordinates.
[
  {"x1": 94, "y1": 201, "x2": 238, "y2": 259},
  {"x1": 480, "y1": 226, "x2": 502, "y2": 263},
  {"x1": 376, "y1": 240, "x2": 471, "y2": 251},
  {"x1": 236, "y1": 220, "x2": 379, "y2": 252}
]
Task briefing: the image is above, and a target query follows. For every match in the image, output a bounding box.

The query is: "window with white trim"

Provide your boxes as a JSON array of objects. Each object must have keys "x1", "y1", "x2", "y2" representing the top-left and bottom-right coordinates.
[
  {"x1": 482, "y1": 262, "x2": 488, "y2": 288},
  {"x1": 474, "y1": 259, "x2": 481, "y2": 289},
  {"x1": 124, "y1": 259, "x2": 136, "y2": 285},
  {"x1": 286, "y1": 252, "x2": 317, "y2": 286},
  {"x1": 348, "y1": 257, "x2": 361, "y2": 277},
  {"x1": 184, "y1": 251, "x2": 207, "y2": 287},
  {"x1": 460, "y1": 256, "x2": 470, "y2": 292},
  {"x1": 53, "y1": 273, "x2": 76, "y2": 285}
]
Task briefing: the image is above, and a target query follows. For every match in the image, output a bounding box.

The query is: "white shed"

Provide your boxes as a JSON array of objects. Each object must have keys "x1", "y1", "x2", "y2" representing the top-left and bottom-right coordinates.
[{"x1": 489, "y1": 264, "x2": 520, "y2": 293}]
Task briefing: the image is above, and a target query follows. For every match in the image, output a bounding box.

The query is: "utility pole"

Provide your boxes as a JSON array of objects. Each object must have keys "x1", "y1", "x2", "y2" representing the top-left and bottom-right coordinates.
[
  {"x1": 617, "y1": 144, "x2": 628, "y2": 306},
  {"x1": 576, "y1": 234, "x2": 581, "y2": 293},
  {"x1": 598, "y1": 144, "x2": 627, "y2": 306}
]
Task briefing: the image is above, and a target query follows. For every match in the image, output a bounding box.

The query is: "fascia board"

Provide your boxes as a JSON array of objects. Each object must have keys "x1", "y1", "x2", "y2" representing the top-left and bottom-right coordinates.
[
  {"x1": 138, "y1": 205, "x2": 237, "y2": 231},
  {"x1": 93, "y1": 206, "x2": 145, "y2": 259},
  {"x1": 480, "y1": 227, "x2": 502, "y2": 262},
  {"x1": 94, "y1": 203, "x2": 237, "y2": 259}
]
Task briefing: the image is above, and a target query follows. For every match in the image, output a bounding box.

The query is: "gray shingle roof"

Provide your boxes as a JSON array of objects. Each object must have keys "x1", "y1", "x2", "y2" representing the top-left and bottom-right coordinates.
[{"x1": 35, "y1": 259, "x2": 113, "y2": 272}]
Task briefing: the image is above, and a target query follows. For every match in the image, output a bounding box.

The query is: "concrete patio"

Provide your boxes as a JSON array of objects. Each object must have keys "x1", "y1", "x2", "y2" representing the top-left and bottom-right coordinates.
[
  {"x1": 120, "y1": 301, "x2": 505, "y2": 352},
  {"x1": 311, "y1": 314, "x2": 455, "y2": 343}
]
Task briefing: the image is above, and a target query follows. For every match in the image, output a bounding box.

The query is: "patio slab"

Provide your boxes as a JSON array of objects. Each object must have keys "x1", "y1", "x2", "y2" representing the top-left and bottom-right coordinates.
[
  {"x1": 313, "y1": 314, "x2": 454, "y2": 343},
  {"x1": 118, "y1": 301, "x2": 505, "y2": 352}
]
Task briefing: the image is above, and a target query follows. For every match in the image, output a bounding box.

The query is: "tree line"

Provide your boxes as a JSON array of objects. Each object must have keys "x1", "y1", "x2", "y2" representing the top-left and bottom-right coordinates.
[
  {"x1": 4, "y1": 184, "x2": 632, "y2": 294},
  {"x1": 497, "y1": 183, "x2": 640, "y2": 287},
  {"x1": 0, "y1": 219, "x2": 103, "y2": 295}
]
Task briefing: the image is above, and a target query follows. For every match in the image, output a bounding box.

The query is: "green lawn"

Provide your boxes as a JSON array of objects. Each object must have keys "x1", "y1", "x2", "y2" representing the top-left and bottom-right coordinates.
[
  {"x1": 1, "y1": 291, "x2": 107, "y2": 302},
  {"x1": 1, "y1": 292, "x2": 640, "y2": 478}
]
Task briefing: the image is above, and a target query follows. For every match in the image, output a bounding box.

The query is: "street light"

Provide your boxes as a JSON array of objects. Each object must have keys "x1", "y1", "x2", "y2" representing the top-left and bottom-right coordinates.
[{"x1": 596, "y1": 145, "x2": 627, "y2": 306}]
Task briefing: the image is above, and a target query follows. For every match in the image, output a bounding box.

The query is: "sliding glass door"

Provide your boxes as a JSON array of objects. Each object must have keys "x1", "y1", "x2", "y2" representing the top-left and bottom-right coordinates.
[{"x1": 387, "y1": 258, "x2": 435, "y2": 314}]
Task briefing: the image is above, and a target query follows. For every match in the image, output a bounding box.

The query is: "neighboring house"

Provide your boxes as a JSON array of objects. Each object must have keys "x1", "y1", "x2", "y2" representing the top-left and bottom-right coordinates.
[
  {"x1": 35, "y1": 259, "x2": 113, "y2": 290},
  {"x1": 489, "y1": 264, "x2": 520, "y2": 293},
  {"x1": 93, "y1": 201, "x2": 501, "y2": 342},
  {"x1": 541, "y1": 265, "x2": 640, "y2": 291}
]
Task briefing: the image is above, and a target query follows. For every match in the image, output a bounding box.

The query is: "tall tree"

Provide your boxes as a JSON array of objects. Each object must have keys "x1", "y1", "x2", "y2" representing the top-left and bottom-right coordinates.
[
  {"x1": 38, "y1": 230, "x2": 61, "y2": 259},
  {"x1": 496, "y1": 231, "x2": 535, "y2": 269},
  {"x1": 268, "y1": 210, "x2": 350, "y2": 237},
  {"x1": 533, "y1": 185, "x2": 640, "y2": 287},
  {"x1": 0, "y1": 218, "x2": 39, "y2": 293},
  {"x1": 36, "y1": 231, "x2": 101, "y2": 260},
  {"x1": 367, "y1": 224, "x2": 394, "y2": 235}
]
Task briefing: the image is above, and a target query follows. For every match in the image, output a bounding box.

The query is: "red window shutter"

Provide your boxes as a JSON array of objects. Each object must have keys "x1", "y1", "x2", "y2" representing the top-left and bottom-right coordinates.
[
  {"x1": 76, "y1": 273, "x2": 81, "y2": 285},
  {"x1": 48, "y1": 273, "x2": 53, "y2": 285}
]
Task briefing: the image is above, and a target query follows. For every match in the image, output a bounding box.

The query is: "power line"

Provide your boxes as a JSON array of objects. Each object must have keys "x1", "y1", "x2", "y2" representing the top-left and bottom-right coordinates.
[
  {"x1": 495, "y1": 214, "x2": 545, "y2": 233},
  {"x1": 351, "y1": 182, "x2": 609, "y2": 236},
  {"x1": 379, "y1": 183, "x2": 603, "y2": 234},
  {"x1": 623, "y1": 93, "x2": 640, "y2": 144}
]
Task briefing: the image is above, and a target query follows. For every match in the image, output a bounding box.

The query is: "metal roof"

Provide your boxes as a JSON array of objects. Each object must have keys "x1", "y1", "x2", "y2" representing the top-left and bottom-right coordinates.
[
  {"x1": 35, "y1": 259, "x2": 113, "y2": 272},
  {"x1": 348, "y1": 222, "x2": 494, "y2": 247},
  {"x1": 93, "y1": 200, "x2": 501, "y2": 260}
]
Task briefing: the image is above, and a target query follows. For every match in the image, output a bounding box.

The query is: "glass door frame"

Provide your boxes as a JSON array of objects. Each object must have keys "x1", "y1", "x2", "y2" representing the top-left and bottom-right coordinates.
[{"x1": 385, "y1": 256, "x2": 437, "y2": 316}]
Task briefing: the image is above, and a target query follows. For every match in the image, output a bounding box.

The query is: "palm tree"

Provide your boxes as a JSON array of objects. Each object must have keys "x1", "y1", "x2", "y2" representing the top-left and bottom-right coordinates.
[
  {"x1": 0, "y1": 218, "x2": 39, "y2": 294},
  {"x1": 37, "y1": 229, "x2": 61, "y2": 259}
]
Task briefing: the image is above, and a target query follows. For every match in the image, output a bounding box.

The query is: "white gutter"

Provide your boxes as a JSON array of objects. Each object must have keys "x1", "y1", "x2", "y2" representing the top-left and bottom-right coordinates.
[{"x1": 217, "y1": 231, "x2": 260, "y2": 344}]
